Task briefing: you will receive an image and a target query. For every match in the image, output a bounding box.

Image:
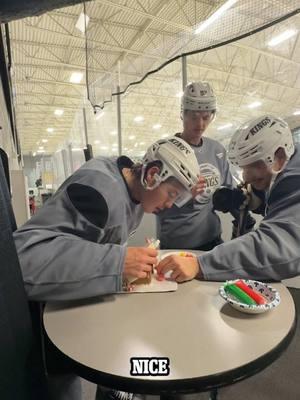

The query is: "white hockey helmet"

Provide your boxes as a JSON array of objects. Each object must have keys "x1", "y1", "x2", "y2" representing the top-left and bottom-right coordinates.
[
  {"x1": 181, "y1": 81, "x2": 217, "y2": 113},
  {"x1": 142, "y1": 136, "x2": 200, "y2": 206},
  {"x1": 228, "y1": 115, "x2": 295, "y2": 167}
]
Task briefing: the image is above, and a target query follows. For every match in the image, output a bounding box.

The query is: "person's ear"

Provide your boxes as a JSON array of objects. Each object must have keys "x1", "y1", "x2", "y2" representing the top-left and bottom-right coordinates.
[
  {"x1": 145, "y1": 166, "x2": 161, "y2": 187},
  {"x1": 273, "y1": 147, "x2": 287, "y2": 171}
]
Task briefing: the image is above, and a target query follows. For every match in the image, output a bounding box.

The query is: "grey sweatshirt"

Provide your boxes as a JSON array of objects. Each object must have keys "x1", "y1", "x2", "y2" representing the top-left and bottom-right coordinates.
[
  {"x1": 14, "y1": 156, "x2": 143, "y2": 301},
  {"x1": 157, "y1": 136, "x2": 233, "y2": 249},
  {"x1": 199, "y1": 144, "x2": 300, "y2": 281}
]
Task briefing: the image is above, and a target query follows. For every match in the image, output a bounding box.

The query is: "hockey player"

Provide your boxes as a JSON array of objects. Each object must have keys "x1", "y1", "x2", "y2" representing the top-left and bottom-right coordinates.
[
  {"x1": 157, "y1": 115, "x2": 300, "y2": 282},
  {"x1": 157, "y1": 81, "x2": 237, "y2": 251}
]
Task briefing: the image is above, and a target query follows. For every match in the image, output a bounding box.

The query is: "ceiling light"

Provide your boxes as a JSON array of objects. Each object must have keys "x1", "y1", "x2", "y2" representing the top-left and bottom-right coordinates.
[
  {"x1": 72, "y1": 148, "x2": 82, "y2": 152},
  {"x1": 70, "y1": 72, "x2": 83, "y2": 84},
  {"x1": 33, "y1": 152, "x2": 36, "y2": 156},
  {"x1": 39, "y1": 146, "x2": 44, "y2": 150},
  {"x1": 75, "y1": 12, "x2": 90, "y2": 33},
  {"x1": 134, "y1": 116, "x2": 144, "y2": 123},
  {"x1": 176, "y1": 91, "x2": 183, "y2": 98},
  {"x1": 153, "y1": 124, "x2": 162, "y2": 130},
  {"x1": 112, "y1": 143, "x2": 118, "y2": 147},
  {"x1": 42, "y1": 139, "x2": 48, "y2": 143},
  {"x1": 37, "y1": 150, "x2": 45, "y2": 153},
  {"x1": 47, "y1": 128, "x2": 54, "y2": 133},
  {"x1": 54, "y1": 109, "x2": 64, "y2": 116},
  {"x1": 293, "y1": 110, "x2": 300, "y2": 116},
  {"x1": 129, "y1": 135, "x2": 135, "y2": 140},
  {"x1": 110, "y1": 130, "x2": 117, "y2": 135},
  {"x1": 248, "y1": 101, "x2": 262, "y2": 109},
  {"x1": 195, "y1": 0, "x2": 237, "y2": 35},
  {"x1": 94, "y1": 140, "x2": 100, "y2": 144},
  {"x1": 134, "y1": 143, "x2": 138, "y2": 148},
  {"x1": 139, "y1": 141, "x2": 145, "y2": 145},
  {"x1": 112, "y1": 148, "x2": 118, "y2": 152},
  {"x1": 268, "y1": 29, "x2": 297, "y2": 47},
  {"x1": 100, "y1": 146, "x2": 108, "y2": 150},
  {"x1": 96, "y1": 111, "x2": 105, "y2": 120},
  {"x1": 217, "y1": 123, "x2": 233, "y2": 131},
  {"x1": 162, "y1": 134, "x2": 169, "y2": 138}
]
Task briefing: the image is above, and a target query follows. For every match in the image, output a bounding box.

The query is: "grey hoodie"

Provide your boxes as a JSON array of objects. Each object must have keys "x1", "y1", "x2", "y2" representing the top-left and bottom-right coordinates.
[
  {"x1": 14, "y1": 156, "x2": 143, "y2": 301},
  {"x1": 199, "y1": 144, "x2": 300, "y2": 281}
]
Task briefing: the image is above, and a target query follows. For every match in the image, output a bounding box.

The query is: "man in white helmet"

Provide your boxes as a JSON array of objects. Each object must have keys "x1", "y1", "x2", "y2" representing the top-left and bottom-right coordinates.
[
  {"x1": 157, "y1": 81, "x2": 240, "y2": 251},
  {"x1": 13, "y1": 136, "x2": 202, "y2": 400},
  {"x1": 157, "y1": 115, "x2": 300, "y2": 282}
]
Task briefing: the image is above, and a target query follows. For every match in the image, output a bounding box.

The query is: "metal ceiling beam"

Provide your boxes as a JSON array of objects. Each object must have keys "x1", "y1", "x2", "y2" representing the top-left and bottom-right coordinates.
[
  {"x1": 10, "y1": 30, "x2": 168, "y2": 60},
  {"x1": 91, "y1": 0, "x2": 194, "y2": 32}
]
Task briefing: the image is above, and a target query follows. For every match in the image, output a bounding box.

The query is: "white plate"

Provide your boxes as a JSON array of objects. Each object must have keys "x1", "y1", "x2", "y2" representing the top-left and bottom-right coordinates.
[{"x1": 219, "y1": 279, "x2": 281, "y2": 314}]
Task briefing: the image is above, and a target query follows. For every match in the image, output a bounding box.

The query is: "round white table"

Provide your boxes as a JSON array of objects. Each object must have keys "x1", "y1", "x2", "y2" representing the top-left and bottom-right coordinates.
[{"x1": 43, "y1": 279, "x2": 296, "y2": 394}]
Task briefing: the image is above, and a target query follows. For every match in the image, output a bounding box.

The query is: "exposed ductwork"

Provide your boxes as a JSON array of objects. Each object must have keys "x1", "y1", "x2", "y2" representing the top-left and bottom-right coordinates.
[{"x1": 0, "y1": 0, "x2": 91, "y2": 23}]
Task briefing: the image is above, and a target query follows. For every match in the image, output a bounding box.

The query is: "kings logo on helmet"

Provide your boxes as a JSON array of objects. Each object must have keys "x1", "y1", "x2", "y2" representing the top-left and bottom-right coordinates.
[
  {"x1": 245, "y1": 117, "x2": 271, "y2": 140},
  {"x1": 169, "y1": 138, "x2": 191, "y2": 155}
]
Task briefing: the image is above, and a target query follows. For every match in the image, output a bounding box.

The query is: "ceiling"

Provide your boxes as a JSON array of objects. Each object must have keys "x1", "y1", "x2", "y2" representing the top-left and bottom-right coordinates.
[{"x1": 8, "y1": 0, "x2": 300, "y2": 157}]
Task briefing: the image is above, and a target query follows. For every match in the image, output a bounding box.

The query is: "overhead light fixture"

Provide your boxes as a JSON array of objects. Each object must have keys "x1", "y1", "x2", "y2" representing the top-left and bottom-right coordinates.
[
  {"x1": 268, "y1": 29, "x2": 297, "y2": 47},
  {"x1": 176, "y1": 91, "x2": 183, "y2": 98},
  {"x1": 293, "y1": 110, "x2": 300, "y2": 115},
  {"x1": 134, "y1": 143, "x2": 138, "y2": 148},
  {"x1": 37, "y1": 150, "x2": 45, "y2": 153},
  {"x1": 217, "y1": 123, "x2": 233, "y2": 131},
  {"x1": 72, "y1": 148, "x2": 82, "y2": 152},
  {"x1": 152, "y1": 124, "x2": 162, "y2": 130},
  {"x1": 139, "y1": 141, "x2": 145, "y2": 145},
  {"x1": 195, "y1": 0, "x2": 237, "y2": 35},
  {"x1": 54, "y1": 109, "x2": 64, "y2": 116},
  {"x1": 47, "y1": 128, "x2": 54, "y2": 133},
  {"x1": 162, "y1": 134, "x2": 169, "y2": 138},
  {"x1": 33, "y1": 152, "x2": 36, "y2": 156},
  {"x1": 100, "y1": 145, "x2": 108, "y2": 150},
  {"x1": 75, "y1": 12, "x2": 90, "y2": 33},
  {"x1": 39, "y1": 146, "x2": 44, "y2": 150},
  {"x1": 42, "y1": 139, "x2": 48, "y2": 143},
  {"x1": 129, "y1": 135, "x2": 135, "y2": 140},
  {"x1": 110, "y1": 130, "x2": 117, "y2": 136},
  {"x1": 112, "y1": 148, "x2": 118, "y2": 152},
  {"x1": 248, "y1": 101, "x2": 262, "y2": 109},
  {"x1": 112, "y1": 143, "x2": 118, "y2": 147},
  {"x1": 94, "y1": 140, "x2": 100, "y2": 144},
  {"x1": 134, "y1": 116, "x2": 144, "y2": 123},
  {"x1": 70, "y1": 72, "x2": 83, "y2": 84},
  {"x1": 96, "y1": 111, "x2": 105, "y2": 120}
]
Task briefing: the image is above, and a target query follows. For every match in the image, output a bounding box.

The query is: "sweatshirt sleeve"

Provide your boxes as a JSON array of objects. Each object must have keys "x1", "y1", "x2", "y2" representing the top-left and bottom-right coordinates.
[
  {"x1": 14, "y1": 182, "x2": 126, "y2": 301},
  {"x1": 198, "y1": 198, "x2": 300, "y2": 281}
]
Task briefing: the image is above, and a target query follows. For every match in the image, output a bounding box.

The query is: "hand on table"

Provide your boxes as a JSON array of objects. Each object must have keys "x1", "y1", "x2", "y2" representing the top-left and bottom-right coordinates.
[
  {"x1": 123, "y1": 247, "x2": 158, "y2": 280},
  {"x1": 156, "y1": 254, "x2": 203, "y2": 283}
]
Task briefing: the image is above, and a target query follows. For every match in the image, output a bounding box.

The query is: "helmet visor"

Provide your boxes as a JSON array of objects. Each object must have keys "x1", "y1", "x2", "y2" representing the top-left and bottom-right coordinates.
[{"x1": 174, "y1": 188, "x2": 193, "y2": 207}]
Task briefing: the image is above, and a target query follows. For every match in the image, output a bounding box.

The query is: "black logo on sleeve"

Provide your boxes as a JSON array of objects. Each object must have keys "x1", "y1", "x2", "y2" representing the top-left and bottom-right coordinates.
[{"x1": 130, "y1": 357, "x2": 170, "y2": 376}]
